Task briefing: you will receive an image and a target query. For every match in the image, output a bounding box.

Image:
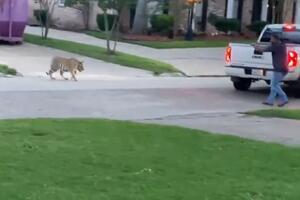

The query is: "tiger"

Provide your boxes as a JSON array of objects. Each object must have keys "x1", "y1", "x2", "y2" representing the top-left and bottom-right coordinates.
[{"x1": 46, "y1": 57, "x2": 84, "y2": 81}]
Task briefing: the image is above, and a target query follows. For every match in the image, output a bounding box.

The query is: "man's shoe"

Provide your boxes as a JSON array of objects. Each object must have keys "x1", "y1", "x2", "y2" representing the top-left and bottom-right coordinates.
[
  {"x1": 262, "y1": 102, "x2": 273, "y2": 106},
  {"x1": 278, "y1": 101, "x2": 289, "y2": 107}
]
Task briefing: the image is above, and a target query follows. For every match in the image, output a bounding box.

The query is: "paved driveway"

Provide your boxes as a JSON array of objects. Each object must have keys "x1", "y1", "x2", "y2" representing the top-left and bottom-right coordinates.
[{"x1": 1, "y1": 76, "x2": 300, "y2": 146}]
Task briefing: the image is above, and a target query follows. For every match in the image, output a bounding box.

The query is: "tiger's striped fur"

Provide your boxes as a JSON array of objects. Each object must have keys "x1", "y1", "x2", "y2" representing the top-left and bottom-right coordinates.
[{"x1": 46, "y1": 57, "x2": 84, "y2": 81}]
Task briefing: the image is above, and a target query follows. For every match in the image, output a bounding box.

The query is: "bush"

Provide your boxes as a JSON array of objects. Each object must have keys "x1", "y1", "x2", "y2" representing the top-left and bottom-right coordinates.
[
  {"x1": 34, "y1": 9, "x2": 47, "y2": 26},
  {"x1": 151, "y1": 14, "x2": 174, "y2": 34},
  {"x1": 208, "y1": 13, "x2": 221, "y2": 26},
  {"x1": 97, "y1": 14, "x2": 117, "y2": 31},
  {"x1": 248, "y1": 21, "x2": 268, "y2": 35},
  {"x1": 215, "y1": 18, "x2": 240, "y2": 33},
  {"x1": 0, "y1": 64, "x2": 17, "y2": 76}
]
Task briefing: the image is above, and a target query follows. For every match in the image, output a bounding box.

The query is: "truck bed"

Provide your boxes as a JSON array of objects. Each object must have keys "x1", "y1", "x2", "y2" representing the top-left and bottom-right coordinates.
[
  {"x1": 228, "y1": 42, "x2": 273, "y2": 70},
  {"x1": 226, "y1": 42, "x2": 300, "y2": 81}
]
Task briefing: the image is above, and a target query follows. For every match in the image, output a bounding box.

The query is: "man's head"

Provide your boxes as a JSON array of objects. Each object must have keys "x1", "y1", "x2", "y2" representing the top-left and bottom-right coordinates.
[{"x1": 270, "y1": 33, "x2": 281, "y2": 43}]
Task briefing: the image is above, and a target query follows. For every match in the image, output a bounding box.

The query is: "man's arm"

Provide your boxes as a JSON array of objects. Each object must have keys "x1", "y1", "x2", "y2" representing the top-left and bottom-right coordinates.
[{"x1": 253, "y1": 44, "x2": 272, "y2": 53}]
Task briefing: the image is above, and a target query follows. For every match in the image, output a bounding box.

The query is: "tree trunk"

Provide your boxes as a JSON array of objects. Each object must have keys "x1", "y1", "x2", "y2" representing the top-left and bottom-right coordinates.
[
  {"x1": 170, "y1": 0, "x2": 184, "y2": 37},
  {"x1": 132, "y1": 0, "x2": 148, "y2": 34},
  {"x1": 38, "y1": 0, "x2": 56, "y2": 39},
  {"x1": 44, "y1": 10, "x2": 50, "y2": 38},
  {"x1": 119, "y1": 7, "x2": 130, "y2": 33},
  {"x1": 104, "y1": 12, "x2": 111, "y2": 53},
  {"x1": 112, "y1": 21, "x2": 120, "y2": 53},
  {"x1": 109, "y1": 15, "x2": 119, "y2": 54},
  {"x1": 77, "y1": 2, "x2": 90, "y2": 30},
  {"x1": 82, "y1": 7, "x2": 89, "y2": 30},
  {"x1": 275, "y1": 0, "x2": 284, "y2": 23}
]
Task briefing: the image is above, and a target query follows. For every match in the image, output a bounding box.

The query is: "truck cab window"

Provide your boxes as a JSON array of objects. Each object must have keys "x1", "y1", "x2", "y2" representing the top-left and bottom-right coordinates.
[{"x1": 261, "y1": 28, "x2": 300, "y2": 44}]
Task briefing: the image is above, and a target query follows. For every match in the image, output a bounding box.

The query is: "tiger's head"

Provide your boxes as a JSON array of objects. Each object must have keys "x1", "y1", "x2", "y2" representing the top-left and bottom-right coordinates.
[{"x1": 77, "y1": 61, "x2": 84, "y2": 72}]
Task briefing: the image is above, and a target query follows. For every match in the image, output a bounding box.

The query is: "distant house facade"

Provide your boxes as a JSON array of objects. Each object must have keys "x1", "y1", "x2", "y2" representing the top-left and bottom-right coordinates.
[
  {"x1": 193, "y1": 0, "x2": 300, "y2": 34},
  {"x1": 27, "y1": 0, "x2": 300, "y2": 34},
  {"x1": 28, "y1": 0, "x2": 103, "y2": 30},
  {"x1": 225, "y1": 0, "x2": 298, "y2": 30}
]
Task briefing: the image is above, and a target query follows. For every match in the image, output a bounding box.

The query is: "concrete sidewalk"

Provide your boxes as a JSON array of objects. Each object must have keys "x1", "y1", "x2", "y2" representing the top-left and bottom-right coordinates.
[
  {"x1": 142, "y1": 113, "x2": 300, "y2": 147},
  {"x1": 25, "y1": 26, "x2": 226, "y2": 76},
  {"x1": 0, "y1": 43, "x2": 152, "y2": 80}
]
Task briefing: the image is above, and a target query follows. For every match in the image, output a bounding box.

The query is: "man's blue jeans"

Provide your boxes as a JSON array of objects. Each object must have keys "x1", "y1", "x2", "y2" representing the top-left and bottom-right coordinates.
[{"x1": 266, "y1": 72, "x2": 288, "y2": 104}]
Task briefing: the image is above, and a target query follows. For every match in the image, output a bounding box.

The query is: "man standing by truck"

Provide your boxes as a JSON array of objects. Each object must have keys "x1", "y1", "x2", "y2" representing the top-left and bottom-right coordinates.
[{"x1": 255, "y1": 33, "x2": 289, "y2": 107}]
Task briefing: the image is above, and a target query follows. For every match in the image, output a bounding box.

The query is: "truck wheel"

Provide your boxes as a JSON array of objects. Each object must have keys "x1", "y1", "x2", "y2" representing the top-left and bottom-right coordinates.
[
  {"x1": 287, "y1": 81, "x2": 300, "y2": 98},
  {"x1": 232, "y1": 77, "x2": 252, "y2": 91}
]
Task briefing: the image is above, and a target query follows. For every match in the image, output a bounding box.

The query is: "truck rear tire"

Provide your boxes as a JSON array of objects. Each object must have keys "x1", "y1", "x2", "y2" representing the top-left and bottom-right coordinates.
[
  {"x1": 232, "y1": 77, "x2": 252, "y2": 91},
  {"x1": 286, "y1": 81, "x2": 300, "y2": 98}
]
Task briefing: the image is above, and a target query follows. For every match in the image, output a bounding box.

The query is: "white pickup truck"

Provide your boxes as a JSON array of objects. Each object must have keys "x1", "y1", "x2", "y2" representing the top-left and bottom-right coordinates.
[{"x1": 225, "y1": 24, "x2": 300, "y2": 91}]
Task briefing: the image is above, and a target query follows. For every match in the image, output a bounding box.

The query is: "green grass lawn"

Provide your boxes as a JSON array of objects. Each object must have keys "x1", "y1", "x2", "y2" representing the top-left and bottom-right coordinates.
[
  {"x1": 247, "y1": 109, "x2": 300, "y2": 120},
  {"x1": 133, "y1": 40, "x2": 255, "y2": 49},
  {"x1": 86, "y1": 30, "x2": 107, "y2": 40},
  {"x1": 86, "y1": 31, "x2": 254, "y2": 49},
  {"x1": 131, "y1": 40, "x2": 232, "y2": 49},
  {"x1": 1, "y1": 119, "x2": 300, "y2": 199},
  {"x1": 24, "y1": 34, "x2": 179, "y2": 75},
  {"x1": 0, "y1": 64, "x2": 17, "y2": 76}
]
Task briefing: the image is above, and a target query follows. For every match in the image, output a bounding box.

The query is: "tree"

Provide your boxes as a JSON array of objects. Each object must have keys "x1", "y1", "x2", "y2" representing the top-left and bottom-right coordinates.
[
  {"x1": 36, "y1": 0, "x2": 57, "y2": 39},
  {"x1": 132, "y1": 0, "x2": 168, "y2": 34},
  {"x1": 170, "y1": 0, "x2": 185, "y2": 37},
  {"x1": 132, "y1": 0, "x2": 148, "y2": 34},
  {"x1": 65, "y1": 0, "x2": 92, "y2": 29},
  {"x1": 268, "y1": 0, "x2": 285, "y2": 23},
  {"x1": 98, "y1": 0, "x2": 134, "y2": 54}
]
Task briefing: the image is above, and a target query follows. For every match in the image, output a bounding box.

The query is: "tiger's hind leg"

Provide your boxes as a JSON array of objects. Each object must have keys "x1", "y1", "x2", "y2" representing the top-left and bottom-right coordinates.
[
  {"x1": 46, "y1": 69, "x2": 56, "y2": 80},
  {"x1": 60, "y1": 69, "x2": 68, "y2": 80}
]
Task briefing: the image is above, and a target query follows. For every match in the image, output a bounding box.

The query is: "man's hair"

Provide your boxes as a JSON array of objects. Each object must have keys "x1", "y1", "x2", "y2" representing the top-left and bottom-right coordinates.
[{"x1": 271, "y1": 33, "x2": 281, "y2": 41}]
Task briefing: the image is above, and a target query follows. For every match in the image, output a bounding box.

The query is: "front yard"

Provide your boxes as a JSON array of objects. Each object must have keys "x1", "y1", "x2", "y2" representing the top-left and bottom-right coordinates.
[
  {"x1": 1, "y1": 119, "x2": 300, "y2": 199},
  {"x1": 131, "y1": 40, "x2": 232, "y2": 49},
  {"x1": 247, "y1": 109, "x2": 300, "y2": 120},
  {"x1": 86, "y1": 31, "x2": 254, "y2": 49},
  {"x1": 0, "y1": 64, "x2": 17, "y2": 76},
  {"x1": 24, "y1": 34, "x2": 179, "y2": 75}
]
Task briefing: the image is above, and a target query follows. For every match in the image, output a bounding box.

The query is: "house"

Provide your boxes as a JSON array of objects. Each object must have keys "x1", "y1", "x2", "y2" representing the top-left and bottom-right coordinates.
[
  {"x1": 28, "y1": 0, "x2": 102, "y2": 30},
  {"x1": 193, "y1": 0, "x2": 300, "y2": 34},
  {"x1": 27, "y1": 0, "x2": 300, "y2": 35},
  {"x1": 224, "y1": 0, "x2": 297, "y2": 30}
]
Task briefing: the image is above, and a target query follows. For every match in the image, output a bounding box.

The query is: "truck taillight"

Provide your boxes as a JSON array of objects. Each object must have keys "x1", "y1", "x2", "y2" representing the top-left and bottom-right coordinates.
[
  {"x1": 288, "y1": 50, "x2": 298, "y2": 68},
  {"x1": 225, "y1": 47, "x2": 232, "y2": 63},
  {"x1": 283, "y1": 24, "x2": 296, "y2": 32}
]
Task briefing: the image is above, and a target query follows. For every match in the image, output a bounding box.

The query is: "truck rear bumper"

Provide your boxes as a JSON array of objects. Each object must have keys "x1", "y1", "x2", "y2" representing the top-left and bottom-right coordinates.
[{"x1": 225, "y1": 65, "x2": 300, "y2": 82}]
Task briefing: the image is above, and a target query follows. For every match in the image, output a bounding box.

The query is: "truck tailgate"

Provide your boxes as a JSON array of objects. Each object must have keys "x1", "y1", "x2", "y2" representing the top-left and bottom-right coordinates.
[{"x1": 230, "y1": 43, "x2": 273, "y2": 70}]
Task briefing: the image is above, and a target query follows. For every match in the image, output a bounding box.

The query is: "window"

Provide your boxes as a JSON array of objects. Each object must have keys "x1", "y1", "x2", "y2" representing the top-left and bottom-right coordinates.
[
  {"x1": 261, "y1": 28, "x2": 300, "y2": 44},
  {"x1": 226, "y1": 0, "x2": 239, "y2": 19},
  {"x1": 232, "y1": 0, "x2": 239, "y2": 18},
  {"x1": 58, "y1": 0, "x2": 65, "y2": 7}
]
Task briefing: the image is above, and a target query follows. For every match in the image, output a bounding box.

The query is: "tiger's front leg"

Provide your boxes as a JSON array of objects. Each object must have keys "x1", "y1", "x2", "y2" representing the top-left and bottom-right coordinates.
[{"x1": 71, "y1": 70, "x2": 78, "y2": 81}]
